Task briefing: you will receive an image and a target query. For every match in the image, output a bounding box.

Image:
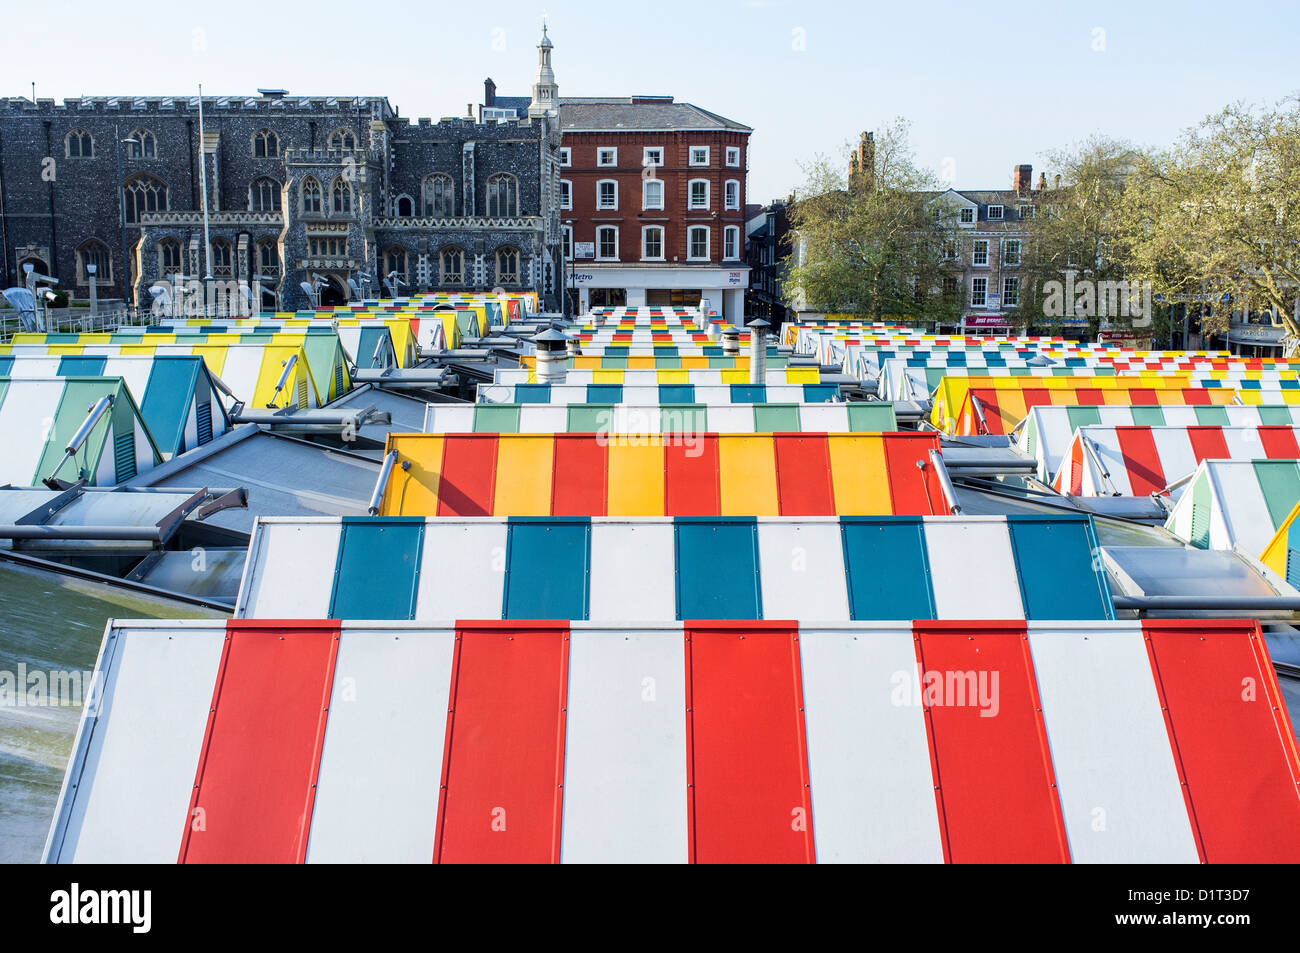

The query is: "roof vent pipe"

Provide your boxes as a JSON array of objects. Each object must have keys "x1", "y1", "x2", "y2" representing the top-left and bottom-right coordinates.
[
  {"x1": 534, "y1": 327, "x2": 569, "y2": 384},
  {"x1": 748, "y1": 318, "x2": 770, "y2": 385},
  {"x1": 721, "y1": 326, "x2": 740, "y2": 357}
]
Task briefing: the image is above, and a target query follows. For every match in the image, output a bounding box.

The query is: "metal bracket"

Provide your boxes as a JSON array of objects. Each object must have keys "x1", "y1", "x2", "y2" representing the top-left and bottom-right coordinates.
[
  {"x1": 17, "y1": 481, "x2": 87, "y2": 524},
  {"x1": 197, "y1": 487, "x2": 250, "y2": 520},
  {"x1": 154, "y1": 487, "x2": 211, "y2": 543}
]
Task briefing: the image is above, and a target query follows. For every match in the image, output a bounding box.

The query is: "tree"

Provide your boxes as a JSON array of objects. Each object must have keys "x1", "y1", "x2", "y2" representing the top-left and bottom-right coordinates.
[
  {"x1": 783, "y1": 119, "x2": 960, "y2": 325},
  {"x1": 1121, "y1": 97, "x2": 1300, "y2": 341},
  {"x1": 1016, "y1": 136, "x2": 1147, "y2": 337}
]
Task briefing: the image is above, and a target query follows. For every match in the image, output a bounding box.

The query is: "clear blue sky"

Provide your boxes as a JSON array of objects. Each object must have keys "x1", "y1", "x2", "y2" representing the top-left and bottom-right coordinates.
[{"x1": 7, "y1": 0, "x2": 1298, "y2": 203}]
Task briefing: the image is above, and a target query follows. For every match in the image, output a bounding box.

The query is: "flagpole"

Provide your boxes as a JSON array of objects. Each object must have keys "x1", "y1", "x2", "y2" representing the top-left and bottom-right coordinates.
[{"x1": 197, "y1": 84, "x2": 213, "y2": 314}]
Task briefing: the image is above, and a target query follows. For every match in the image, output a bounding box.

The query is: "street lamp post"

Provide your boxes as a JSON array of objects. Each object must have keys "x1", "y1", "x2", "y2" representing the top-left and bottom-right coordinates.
[
  {"x1": 115, "y1": 125, "x2": 130, "y2": 314},
  {"x1": 86, "y1": 262, "x2": 97, "y2": 323}
]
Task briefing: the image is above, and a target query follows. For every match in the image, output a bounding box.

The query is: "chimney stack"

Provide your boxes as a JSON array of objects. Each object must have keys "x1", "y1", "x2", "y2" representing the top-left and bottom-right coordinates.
[
  {"x1": 484, "y1": 77, "x2": 497, "y2": 108},
  {"x1": 1013, "y1": 164, "x2": 1033, "y2": 196},
  {"x1": 1036, "y1": 172, "x2": 1047, "y2": 191},
  {"x1": 849, "y1": 131, "x2": 875, "y2": 191},
  {"x1": 1054, "y1": 174, "x2": 1062, "y2": 190}
]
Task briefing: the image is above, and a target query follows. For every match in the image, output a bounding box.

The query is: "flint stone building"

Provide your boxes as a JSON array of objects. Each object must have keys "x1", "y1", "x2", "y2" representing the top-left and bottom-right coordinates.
[{"x1": 0, "y1": 33, "x2": 564, "y2": 311}]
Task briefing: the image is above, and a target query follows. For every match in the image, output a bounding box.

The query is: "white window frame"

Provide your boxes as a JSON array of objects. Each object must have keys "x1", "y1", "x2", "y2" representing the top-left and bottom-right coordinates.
[
  {"x1": 1002, "y1": 238, "x2": 1021, "y2": 266},
  {"x1": 689, "y1": 146, "x2": 710, "y2": 166},
  {"x1": 642, "y1": 178, "x2": 664, "y2": 210},
  {"x1": 972, "y1": 239, "x2": 989, "y2": 267},
  {"x1": 643, "y1": 146, "x2": 664, "y2": 167},
  {"x1": 562, "y1": 225, "x2": 574, "y2": 260},
  {"x1": 559, "y1": 147, "x2": 571, "y2": 167},
  {"x1": 597, "y1": 179, "x2": 618, "y2": 210},
  {"x1": 959, "y1": 207, "x2": 975, "y2": 225},
  {"x1": 1002, "y1": 276, "x2": 1019, "y2": 308},
  {"x1": 724, "y1": 179, "x2": 740, "y2": 210},
  {"x1": 1019, "y1": 204, "x2": 1035, "y2": 219},
  {"x1": 971, "y1": 277, "x2": 988, "y2": 307},
  {"x1": 597, "y1": 147, "x2": 618, "y2": 168},
  {"x1": 688, "y1": 179, "x2": 710, "y2": 210},
  {"x1": 725, "y1": 146, "x2": 741, "y2": 167},
  {"x1": 596, "y1": 225, "x2": 619, "y2": 261},
  {"x1": 723, "y1": 225, "x2": 740, "y2": 261},
  {"x1": 987, "y1": 205, "x2": 1004, "y2": 221},
  {"x1": 687, "y1": 225, "x2": 710, "y2": 261},
  {"x1": 642, "y1": 225, "x2": 665, "y2": 261},
  {"x1": 560, "y1": 179, "x2": 572, "y2": 210}
]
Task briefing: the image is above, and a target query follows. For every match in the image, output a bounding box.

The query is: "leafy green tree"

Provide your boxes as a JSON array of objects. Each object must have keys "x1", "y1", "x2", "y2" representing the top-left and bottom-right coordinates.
[
  {"x1": 1121, "y1": 97, "x2": 1300, "y2": 341},
  {"x1": 783, "y1": 119, "x2": 960, "y2": 325},
  {"x1": 1016, "y1": 136, "x2": 1146, "y2": 337}
]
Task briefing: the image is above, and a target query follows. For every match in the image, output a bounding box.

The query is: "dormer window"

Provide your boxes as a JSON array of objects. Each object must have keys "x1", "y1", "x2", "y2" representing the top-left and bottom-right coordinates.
[
  {"x1": 987, "y1": 205, "x2": 1004, "y2": 221},
  {"x1": 959, "y1": 207, "x2": 975, "y2": 225}
]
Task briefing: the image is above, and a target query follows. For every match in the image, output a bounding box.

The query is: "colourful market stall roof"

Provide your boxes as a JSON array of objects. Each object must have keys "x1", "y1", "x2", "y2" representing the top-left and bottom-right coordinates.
[
  {"x1": 0, "y1": 354, "x2": 230, "y2": 459},
  {"x1": 233, "y1": 514, "x2": 1114, "y2": 622},
  {"x1": 930, "y1": 377, "x2": 1237, "y2": 435},
  {"x1": 424, "y1": 401, "x2": 897, "y2": 435},
  {"x1": 5, "y1": 335, "x2": 325, "y2": 408},
  {"x1": 157, "y1": 318, "x2": 417, "y2": 369},
  {"x1": 1260, "y1": 500, "x2": 1300, "y2": 586},
  {"x1": 0, "y1": 376, "x2": 163, "y2": 486},
  {"x1": 4, "y1": 337, "x2": 328, "y2": 410},
  {"x1": 476, "y1": 382, "x2": 838, "y2": 404},
  {"x1": 1017, "y1": 404, "x2": 1300, "y2": 483},
  {"x1": 493, "y1": 367, "x2": 822, "y2": 386},
  {"x1": 1165, "y1": 459, "x2": 1300, "y2": 556},
  {"x1": 44, "y1": 617, "x2": 1300, "y2": 863},
  {"x1": 377, "y1": 433, "x2": 944, "y2": 517},
  {"x1": 520, "y1": 354, "x2": 791, "y2": 370},
  {"x1": 1054, "y1": 425, "x2": 1300, "y2": 498}
]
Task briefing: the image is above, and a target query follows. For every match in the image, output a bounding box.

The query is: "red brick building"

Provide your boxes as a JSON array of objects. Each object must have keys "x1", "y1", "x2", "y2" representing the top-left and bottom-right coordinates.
[{"x1": 556, "y1": 97, "x2": 751, "y2": 319}]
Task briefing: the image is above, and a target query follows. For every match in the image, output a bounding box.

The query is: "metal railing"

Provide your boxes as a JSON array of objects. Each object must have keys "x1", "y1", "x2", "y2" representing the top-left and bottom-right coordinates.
[{"x1": 0, "y1": 301, "x2": 271, "y2": 342}]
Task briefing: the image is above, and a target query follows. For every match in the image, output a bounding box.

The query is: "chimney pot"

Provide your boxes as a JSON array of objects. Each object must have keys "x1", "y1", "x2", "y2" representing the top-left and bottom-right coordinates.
[{"x1": 1013, "y1": 164, "x2": 1033, "y2": 196}]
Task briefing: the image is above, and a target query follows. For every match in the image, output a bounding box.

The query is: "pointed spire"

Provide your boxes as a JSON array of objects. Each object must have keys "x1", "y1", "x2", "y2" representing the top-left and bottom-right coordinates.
[{"x1": 529, "y1": 21, "x2": 558, "y2": 118}]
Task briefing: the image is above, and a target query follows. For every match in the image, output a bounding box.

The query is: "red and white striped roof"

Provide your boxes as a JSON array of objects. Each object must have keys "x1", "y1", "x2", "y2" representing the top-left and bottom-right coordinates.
[{"x1": 45, "y1": 618, "x2": 1300, "y2": 864}]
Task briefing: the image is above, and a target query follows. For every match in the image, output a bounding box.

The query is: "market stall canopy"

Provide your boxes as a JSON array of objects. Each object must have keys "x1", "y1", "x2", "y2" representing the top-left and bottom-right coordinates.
[
  {"x1": 156, "y1": 318, "x2": 415, "y2": 369},
  {"x1": 425, "y1": 401, "x2": 896, "y2": 434},
  {"x1": 376, "y1": 433, "x2": 945, "y2": 517},
  {"x1": 931, "y1": 377, "x2": 1237, "y2": 436},
  {"x1": 233, "y1": 514, "x2": 1114, "y2": 622},
  {"x1": 476, "y1": 381, "x2": 838, "y2": 405},
  {"x1": 492, "y1": 367, "x2": 822, "y2": 387},
  {"x1": 44, "y1": 617, "x2": 1299, "y2": 863},
  {"x1": 0, "y1": 354, "x2": 230, "y2": 459},
  {"x1": 1165, "y1": 458, "x2": 1300, "y2": 556},
  {"x1": 3, "y1": 334, "x2": 340, "y2": 409},
  {"x1": 0, "y1": 376, "x2": 162, "y2": 487},
  {"x1": 1055, "y1": 424, "x2": 1300, "y2": 498},
  {"x1": 1018, "y1": 404, "x2": 1300, "y2": 483}
]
